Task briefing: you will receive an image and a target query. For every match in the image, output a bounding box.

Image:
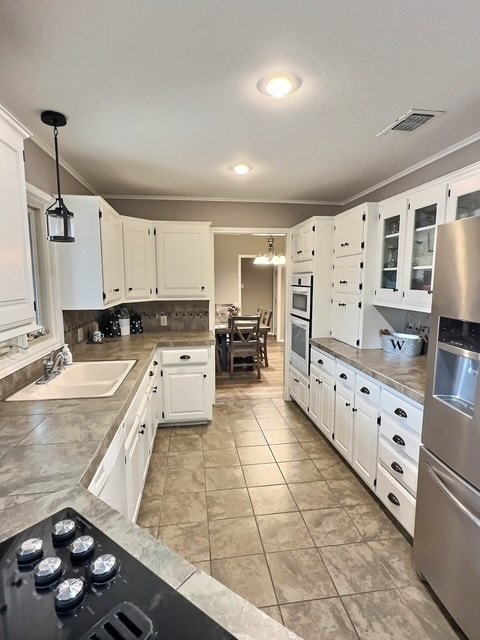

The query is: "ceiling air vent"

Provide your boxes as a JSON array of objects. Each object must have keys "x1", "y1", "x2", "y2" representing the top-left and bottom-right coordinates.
[{"x1": 377, "y1": 109, "x2": 444, "y2": 137}]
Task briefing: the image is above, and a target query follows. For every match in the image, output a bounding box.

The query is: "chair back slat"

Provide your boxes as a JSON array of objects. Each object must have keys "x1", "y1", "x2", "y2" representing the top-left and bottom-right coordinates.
[{"x1": 229, "y1": 315, "x2": 260, "y2": 343}]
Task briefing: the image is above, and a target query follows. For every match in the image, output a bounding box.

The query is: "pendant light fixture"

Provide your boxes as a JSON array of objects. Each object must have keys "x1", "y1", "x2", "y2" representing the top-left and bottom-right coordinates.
[
  {"x1": 253, "y1": 236, "x2": 286, "y2": 265},
  {"x1": 41, "y1": 110, "x2": 75, "y2": 242}
]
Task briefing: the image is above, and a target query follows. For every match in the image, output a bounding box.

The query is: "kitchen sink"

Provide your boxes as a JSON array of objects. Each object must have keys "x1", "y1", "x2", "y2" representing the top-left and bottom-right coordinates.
[{"x1": 6, "y1": 360, "x2": 136, "y2": 401}]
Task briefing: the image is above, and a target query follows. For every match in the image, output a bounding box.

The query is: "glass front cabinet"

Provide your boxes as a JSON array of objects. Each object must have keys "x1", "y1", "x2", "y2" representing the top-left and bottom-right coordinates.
[
  {"x1": 402, "y1": 184, "x2": 446, "y2": 308},
  {"x1": 375, "y1": 197, "x2": 408, "y2": 305},
  {"x1": 446, "y1": 173, "x2": 480, "y2": 223}
]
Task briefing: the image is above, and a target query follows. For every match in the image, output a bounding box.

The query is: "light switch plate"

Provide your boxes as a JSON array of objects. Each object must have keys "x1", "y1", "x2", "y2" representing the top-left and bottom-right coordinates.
[
  {"x1": 160, "y1": 315, "x2": 168, "y2": 326},
  {"x1": 77, "y1": 327, "x2": 84, "y2": 342}
]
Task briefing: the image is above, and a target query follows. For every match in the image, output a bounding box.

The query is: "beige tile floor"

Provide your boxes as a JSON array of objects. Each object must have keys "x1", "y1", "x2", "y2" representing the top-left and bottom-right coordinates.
[{"x1": 137, "y1": 398, "x2": 464, "y2": 640}]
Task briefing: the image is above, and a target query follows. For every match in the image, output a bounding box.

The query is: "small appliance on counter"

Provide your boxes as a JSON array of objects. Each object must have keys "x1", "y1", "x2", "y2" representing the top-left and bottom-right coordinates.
[{"x1": 0, "y1": 507, "x2": 235, "y2": 639}]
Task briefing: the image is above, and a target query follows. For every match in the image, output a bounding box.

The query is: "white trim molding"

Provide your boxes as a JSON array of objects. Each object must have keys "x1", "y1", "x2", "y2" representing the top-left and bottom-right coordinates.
[{"x1": 103, "y1": 194, "x2": 338, "y2": 205}]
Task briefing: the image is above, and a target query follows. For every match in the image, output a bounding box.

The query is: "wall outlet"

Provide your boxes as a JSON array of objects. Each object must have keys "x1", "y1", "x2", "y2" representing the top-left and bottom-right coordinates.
[
  {"x1": 160, "y1": 315, "x2": 168, "y2": 326},
  {"x1": 77, "y1": 327, "x2": 84, "y2": 342}
]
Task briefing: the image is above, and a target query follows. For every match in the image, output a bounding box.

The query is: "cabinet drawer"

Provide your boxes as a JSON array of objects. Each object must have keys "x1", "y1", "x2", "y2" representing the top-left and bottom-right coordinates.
[
  {"x1": 378, "y1": 436, "x2": 418, "y2": 497},
  {"x1": 380, "y1": 414, "x2": 421, "y2": 464},
  {"x1": 355, "y1": 374, "x2": 380, "y2": 407},
  {"x1": 310, "y1": 347, "x2": 335, "y2": 376},
  {"x1": 376, "y1": 464, "x2": 416, "y2": 536},
  {"x1": 335, "y1": 361, "x2": 356, "y2": 391},
  {"x1": 381, "y1": 389, "x2": 423, "y2": 435},
  {"x1": 161, "y1": 348, "x2": 209, "y2": 366}
]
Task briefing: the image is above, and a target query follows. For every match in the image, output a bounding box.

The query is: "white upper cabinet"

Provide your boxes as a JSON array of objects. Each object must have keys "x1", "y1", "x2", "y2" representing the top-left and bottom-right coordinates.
[
  {"x1": 56, "y1": 196, "x2": 125, "y2": 309},
  {"x1": 445, "y1": 172, "x2": 480, "y2": 223},
  {"x1": 0, "y1": 108, "x2": 36, "y2": 339},
  {"x1": 155, "y1": 222, "x2": 212, "y2": 298},
  {"x1": 123, "y1": 217, "x2": 156, "y2": 300},
  {"x1": 375, "y1": 197, "x2": 408, "y2": 305},
  {"x1": 374, "y1": 184, "x2": 446, "y2": 311},
  {"x1": 402, "y1": 183, "x2": 446, "y2": 308},
  {"x1": 334, "y1": 207, "x2": 365, "y2": 258},
  {"x1": 291, "y1": 220, "x2": 315, "y2": 263}
]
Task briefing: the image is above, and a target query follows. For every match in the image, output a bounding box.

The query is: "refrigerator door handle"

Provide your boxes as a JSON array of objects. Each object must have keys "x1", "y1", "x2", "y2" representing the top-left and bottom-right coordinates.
[{"x1": 427, "y1": 463, "x2": 480, "y2": 529}]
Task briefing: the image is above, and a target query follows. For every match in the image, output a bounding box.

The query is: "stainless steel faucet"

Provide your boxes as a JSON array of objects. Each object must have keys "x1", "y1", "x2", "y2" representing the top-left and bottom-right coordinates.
[{"x1": 37, "y1": 347, "x2": 65, "y2": 384}]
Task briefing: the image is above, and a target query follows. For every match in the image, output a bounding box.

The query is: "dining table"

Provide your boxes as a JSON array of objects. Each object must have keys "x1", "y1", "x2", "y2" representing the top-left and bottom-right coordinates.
[{"x1": 215, "y1": 321, "x2": 270, "y2": 372}]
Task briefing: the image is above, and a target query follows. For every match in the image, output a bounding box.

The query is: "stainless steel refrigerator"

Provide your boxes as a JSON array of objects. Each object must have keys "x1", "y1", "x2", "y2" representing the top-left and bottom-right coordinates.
[{"x1": 414, "y1": 215, "x2": 480, "y2": 640}]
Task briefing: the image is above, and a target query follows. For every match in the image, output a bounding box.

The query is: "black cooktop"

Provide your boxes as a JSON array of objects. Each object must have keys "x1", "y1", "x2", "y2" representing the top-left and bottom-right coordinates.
[{"x1": 0, "y1": 507, "x2": 236, "y2": 640}]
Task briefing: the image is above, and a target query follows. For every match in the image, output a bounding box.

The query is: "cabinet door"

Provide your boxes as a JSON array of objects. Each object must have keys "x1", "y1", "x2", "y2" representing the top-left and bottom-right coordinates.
[
  {"x1": 352, "y1": 397, "x2": 379, "y2": 489},
  {"x1": 331, "y1": 294, "x2": 360, "y2": 347},
  {"x1": 123, "y1": 219, "x2": 155, "y2": 299},
  {"x1": 296, "y1": 370, "x2": 310, "y2": 412},
  {"x1": 445, "y1": 172, "x2": 480, "y2": 223},
  {"x1": 156, "y1": 224, "x2": 210, "y2": 297},
  {"x1": 375, "y1": 198, "x2": 407, "y2": 305},
  {"x1": 334, "y1": 384, "x2": 354, "y2": 463},
  {"x1": 402, "y1": 184, "x2": 446, "y2": 309},
  {"x1": 291, "y1": 228, "x2": 302, "y2": 262},
  {"x1": 125, "y1": 414, "x2": 144, "y2": 522},
  {"x1": 163, "y1": 367, "x2": 209, "y2": 422},
  {"x1": 289, "y1": 365, "x2": 299, "y2": 400},
  {"x1": 300, "y1": 223, "x2": 315, "y2": 261},
  {"x1": 319, "y1": 370, "x2": 335, "y2": 441},
  {"x1": 101, "y1": 205, "x2": 124, "y2": 305},
  {"x1": 334, "y1": 207, "x2": 365, "y2": 258},
  {"x1": 333, "y1": 255, "x2": 363, "y2": 294},
  {"x1": 308, "y1": 366, "x2": 322, "y2": 426},
  {"x1": 0, "y1": 116, "x2": 35, "y2": 338}
]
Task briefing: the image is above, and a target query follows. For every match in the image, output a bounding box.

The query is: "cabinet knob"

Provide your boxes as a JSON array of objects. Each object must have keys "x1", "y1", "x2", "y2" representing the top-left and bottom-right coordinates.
[
  {"x1": 114, "y1": 288, "x2": 120, "y2": 292},
  {"x1": 428, "y1": 288, "x2": 433, "y2": 295},
  {"x1": 392, "y1": 434, "x2": 405, "y2": 446},
  {"x1": 153, "y1": 360, "x2": 158, "y2": 366},
  {"x1": 391, "y1": 461, "x2": 404, "y2": 474},
  {"x1": 387, "y1": 492, "x2": 400, "y2": 506},
  {"x1": 203, "y1": 374, "x2": 207, "y2": 378},
  {"x1": 128, "y1": 287, "x2": 133, "y2": 291},
  {"x1": 360, "y1": 386, "x2": 370, "y2": 394},
  {"x1": 149, "y1": 371, "x2": 154, "y2": 377},
  {"x1": 345, "y1": 402, "x2": 351, "y2": 407},
  {"x1": 317, "y1": 359, "x2": 323, "y2": 365},
  {"x1": 352, "y1": 407, "x2": 357, "y2": 412},
  {"x1": 394, "y1": 407, "x2": 407, "y2": 418},
  {"x1": 201, "y1": 286, "x2": 205, "y2": 290}
]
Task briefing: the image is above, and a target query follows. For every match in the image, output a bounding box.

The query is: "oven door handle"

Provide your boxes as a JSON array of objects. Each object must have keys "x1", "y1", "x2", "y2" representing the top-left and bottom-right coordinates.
[{"x1": 427, "y1": 463, "x2": 480, "y2": 529}]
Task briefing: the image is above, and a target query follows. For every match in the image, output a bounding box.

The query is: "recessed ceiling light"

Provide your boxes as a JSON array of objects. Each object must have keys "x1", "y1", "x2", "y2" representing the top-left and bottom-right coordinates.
[
  {"x1": 229, "y1": 163, "x2": 252, "y2": 175},
  {"x1": 257, "y1": 74, "x2": 301, "y2": 98}
]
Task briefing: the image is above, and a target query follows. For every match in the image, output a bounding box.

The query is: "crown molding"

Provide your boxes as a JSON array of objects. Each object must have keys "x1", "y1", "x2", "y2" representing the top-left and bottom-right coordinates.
[
  {"x1": 102, "y1": 194, "x2": 338, "y2": 206},
  {"x1": 0, "y1": 104, "x2": 32, "y2": 139},
  {"x1": 340, "y1": 129, "x2": 480, "y2": 206},
  {"x1": 30, "y1": 135, "x2": 99, "y2": 196}
]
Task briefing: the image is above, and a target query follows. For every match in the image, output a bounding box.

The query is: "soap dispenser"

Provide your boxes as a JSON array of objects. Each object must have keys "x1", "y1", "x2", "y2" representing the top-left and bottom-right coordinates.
[{"x1": 62, "y1": 344, "x2": 73, "y2": 366}]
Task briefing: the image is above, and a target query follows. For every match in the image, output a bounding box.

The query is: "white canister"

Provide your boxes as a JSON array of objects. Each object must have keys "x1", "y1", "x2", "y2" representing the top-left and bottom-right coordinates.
[{"x1": 119, "y1": 318, "x2": 130, "y2": 336}]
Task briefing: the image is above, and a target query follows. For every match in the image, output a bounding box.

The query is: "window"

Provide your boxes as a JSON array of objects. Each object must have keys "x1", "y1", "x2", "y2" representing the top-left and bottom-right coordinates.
[{"x1": 0, "y1": 184, "x2": 63, "y2": 376}]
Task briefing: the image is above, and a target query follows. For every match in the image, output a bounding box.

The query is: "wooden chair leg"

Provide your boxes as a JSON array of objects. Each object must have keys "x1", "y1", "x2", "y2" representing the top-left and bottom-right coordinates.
[{"x1": 263, "y1": 341, "x2": 268, "y2": 367}]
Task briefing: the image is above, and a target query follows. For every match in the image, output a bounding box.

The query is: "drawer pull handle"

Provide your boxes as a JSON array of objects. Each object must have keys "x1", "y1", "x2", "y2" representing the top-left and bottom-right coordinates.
[
  {"x1": 180, "y1": 355, "x2": 191, "y2": 360},
  {"x1": 360, "y1": 386, "x2": 370, "y2": 394},
  {"x1": 317, "y1": 359, "x2": 323, "y2": 365},
  {"x1": 391, "y1": 461, "x2": 404, "y2": 474},
  {"x1": 153, "y1": 360, "x2": 158, "y2": 366},
  {"x1": 392, "y1": 434, "x2": 405, "y2": 446},
  {"x1": 149, "y1": 371, "x2": 154, "y2": 376},
  {"x1": 394, "y1": 407, "x2": 408, "y2": 418},
  {"x1": 339, "y1": 373, "x2": 347, "y2": 380},
  {"x1": 352, "y1": 407, "x2": 357, "y2": 412},
  {"x1": 388, "y1": 492, "x2": 400, "y2": 506},
  {"x1": 345, "y1": 402, "x2": 351, "y2": 407}
]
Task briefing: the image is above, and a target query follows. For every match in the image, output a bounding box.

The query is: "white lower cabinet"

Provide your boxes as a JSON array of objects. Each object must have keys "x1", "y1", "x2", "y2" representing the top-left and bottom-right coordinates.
[
  {"x1": 308, "y1": 348, "x2": 336, "y2": 441},
  {"x1": 334, "y1": 383, "x2": 355, "y2": 463},
  {"x1": 352, "y1": 396, "x2": 379, "y2": 489},
  {"x1": 289, "y1": 363, "x2": 309, "y2": 413},
  {"x1": 159, "y1": 347, "x2": 213, "y2": 424}
]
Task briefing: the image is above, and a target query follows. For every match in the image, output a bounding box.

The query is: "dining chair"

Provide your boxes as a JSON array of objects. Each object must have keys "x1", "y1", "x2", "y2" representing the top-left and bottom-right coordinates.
[
  {"x1": 259, "y1": 309, "x2": 272, "y2": 367},
  {"x1": 227, "y1": 315, "x2": 261, "y2": 378},
  {"x1": 256, "y1": 306, "x2": 265, "y2": 319}
]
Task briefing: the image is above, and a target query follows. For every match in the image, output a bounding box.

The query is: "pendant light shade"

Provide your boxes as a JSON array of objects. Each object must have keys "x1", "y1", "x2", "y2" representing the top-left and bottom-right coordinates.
[
  {"x1": 253, "y1": 236, "x2": 286, "y2": 265},
  {"x1": 41, "y1": 110, "x2": 75, "y2": 243}
]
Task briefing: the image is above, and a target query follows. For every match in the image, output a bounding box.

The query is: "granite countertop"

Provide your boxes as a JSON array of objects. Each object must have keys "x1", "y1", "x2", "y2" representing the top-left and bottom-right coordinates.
[
  {"x1": 0, "y1": 331, "x2": 299, "y2": 640},
  {"x1": 310, "y1": 338, "x2": 427, "y2": 405}
]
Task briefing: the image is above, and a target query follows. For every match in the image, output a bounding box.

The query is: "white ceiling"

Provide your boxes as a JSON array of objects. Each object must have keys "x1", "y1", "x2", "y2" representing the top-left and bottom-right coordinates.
[{"x1": 2, "y1": 0, "x2": 480, "y2": 203}]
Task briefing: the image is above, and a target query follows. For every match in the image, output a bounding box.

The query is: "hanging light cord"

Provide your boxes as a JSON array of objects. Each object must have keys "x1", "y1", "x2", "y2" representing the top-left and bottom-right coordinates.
[{"x1": 53, "y1": 125, "x2": 62, "y2": 200}]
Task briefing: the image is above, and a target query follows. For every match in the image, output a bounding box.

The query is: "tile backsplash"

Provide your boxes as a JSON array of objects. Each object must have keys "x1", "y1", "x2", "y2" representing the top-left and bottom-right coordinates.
[{"x1": 62, "y1": 300, "x2": 209, "y2": 345}]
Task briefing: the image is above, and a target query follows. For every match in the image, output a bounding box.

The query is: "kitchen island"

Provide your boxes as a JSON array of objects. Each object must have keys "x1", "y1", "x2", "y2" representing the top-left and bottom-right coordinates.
[{"x1": 0, "y1": 332, "x2": 300, "y2": 640}]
